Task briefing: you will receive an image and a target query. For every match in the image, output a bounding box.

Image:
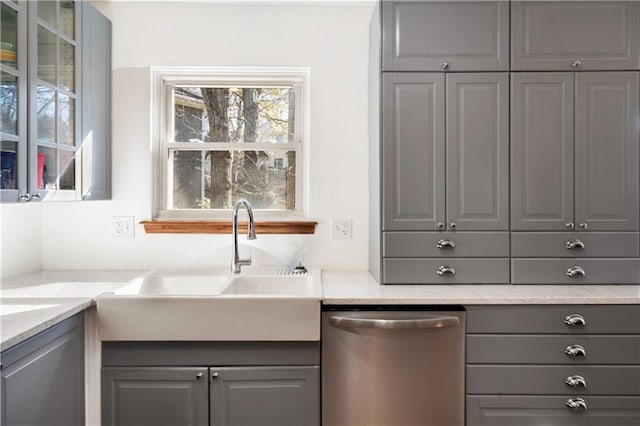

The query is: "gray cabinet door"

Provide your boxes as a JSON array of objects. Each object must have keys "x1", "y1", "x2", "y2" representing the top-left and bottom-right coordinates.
[
  {"x1": 383, "y1": 73, "x2": 445, "y2": 230},
  {"x1": 80, "y1": 2, "x2": 111, "y2": 200},
  {"x1": 1, "y1": 313, "x2": 84, "y2": 426},
  {"x1": 210, "y1": 366, "x2": 320, "y2": 426},
  {"x1": 575, "y1": 72, "x2": 639, "y2": 231},
  {"x1": 446, "y1": 73, "x2": 509, "y2": 230},
  {"x1": 382, "y1": 1, "x2": 509, "y2": 71},
  {"x1": 512, "y1": 1, "x2": 639, "y2": 70},
  {"x1": 101, "y1": 367, "x2": 208, "y2": 426},
  {"x1": 511, "y1": 73, "x2": 574, "y2": 230}
]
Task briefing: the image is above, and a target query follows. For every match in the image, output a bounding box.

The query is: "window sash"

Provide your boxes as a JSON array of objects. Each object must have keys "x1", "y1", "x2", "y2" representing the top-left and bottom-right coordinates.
[{"x1": 153, "y1": 67, "x2": 309, "y2": 219}]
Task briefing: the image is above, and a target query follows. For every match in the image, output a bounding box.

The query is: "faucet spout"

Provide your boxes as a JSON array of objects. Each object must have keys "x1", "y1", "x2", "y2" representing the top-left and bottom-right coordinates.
[{"x1": 232, "y1": 199, "x2": 257, "y2": 274}]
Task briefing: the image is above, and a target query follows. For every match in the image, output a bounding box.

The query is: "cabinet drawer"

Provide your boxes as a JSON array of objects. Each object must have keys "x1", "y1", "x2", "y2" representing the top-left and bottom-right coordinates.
[
  {"x1": 511, "y1": 258, "x2": 640, "y2": 284},
  {"x1": 383, "y1": 258, "x2": 509, "y2": 284},
  {"x1": 511, "y1": 232, "x2": 640, "y2": 257},
  {"x1": 383, "y1": 232, "x2": 508, "y2": 257},
  {"x1": 467, "y1": 335, "x2": 640, "y2": 365},
  {"x1": 467, "y1": 395, "x2": 640, "y2": 426},
  {"x1": 382, "y1": 1, "x2": 509, "y2": 71},
  {"x1": 467, "y1": 365, "x2": 640, "y2": 395},
  {"x1": 511, "y1": 1, "x2": 639, "y2": 70},
  {"x1": 466, "y1": 305, "x2": 640, "y2": 334}
]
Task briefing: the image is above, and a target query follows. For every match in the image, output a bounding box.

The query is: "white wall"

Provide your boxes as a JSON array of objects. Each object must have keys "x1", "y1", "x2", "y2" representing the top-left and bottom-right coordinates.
[
  {"x1": 36, "y1": 1, "x2": 374, "y2": 272},
  {"x1": 1, "y1": 204, "x2": 42, "y2": 278}
]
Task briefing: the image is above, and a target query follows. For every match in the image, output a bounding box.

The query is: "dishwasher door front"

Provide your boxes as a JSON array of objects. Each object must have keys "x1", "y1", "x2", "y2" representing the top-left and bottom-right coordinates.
[{"x1": 322, "y1": 309, "x2": 465, "y2": 426}]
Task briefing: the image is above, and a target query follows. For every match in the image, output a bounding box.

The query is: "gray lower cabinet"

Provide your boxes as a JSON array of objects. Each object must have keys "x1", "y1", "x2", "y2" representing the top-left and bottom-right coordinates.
[
  {"x1": 382, "y1": 0, "x2": 509, "y2": 71},
  {"x1": 101, "y1": 342, "x2": 320, "y2": 426},
  {"x1": 466, "y1": 305, "x2": 640, "y2": 426},
  {"x1": 511, "y1": 1, "x2": 639, "y2": 71},
  {"x1": 1, "y1": 313, "x2": 84, "y2": 426}
]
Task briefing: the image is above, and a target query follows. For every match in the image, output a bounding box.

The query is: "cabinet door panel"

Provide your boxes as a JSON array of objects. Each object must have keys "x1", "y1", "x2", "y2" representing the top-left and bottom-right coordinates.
[
  {"x1": 382, "y1": 1, "x2": 509, "y2": 71},
  {"x1": 210, "y1": 366, "x2": 319, "y2": 426},
  {"x1": 575, "y1": 72, "x2": 639, "y2": 231},
  {"x1": 467, "y1": 396, "x2": 640, "y2": 426},
  {"x1": 446, "y1": 73, "x2": 509, "y2": 230},
  {"x1": 383, "y1": 73, "x2": 445, "y2": 230},
  {"x1": 1, "y1": 313, "x2": 84, "y2": 426},
  {"x1": 101, "y1": 367, "x2": 208, "y2": 426},
  {"x1": 511, "y1": 73, "x2": 574, "y2": 230},
  {"x1": 512, "y1": 1, "x2": 639, "y2": 70}
]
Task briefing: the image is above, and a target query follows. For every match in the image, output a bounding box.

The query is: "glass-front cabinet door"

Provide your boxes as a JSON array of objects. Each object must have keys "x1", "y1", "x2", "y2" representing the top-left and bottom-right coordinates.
[
  {"x1": 0, "y1": 0, "x2": 27, "y2": 201},
  {"x1": 30, "y1": 0, "x2": 79, "y2": 200}
]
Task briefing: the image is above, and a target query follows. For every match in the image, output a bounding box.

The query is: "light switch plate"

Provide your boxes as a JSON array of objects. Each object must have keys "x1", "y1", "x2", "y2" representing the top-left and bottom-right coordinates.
[{"x1": 113, "y1": 216, "x2": 135, "y2": 239}]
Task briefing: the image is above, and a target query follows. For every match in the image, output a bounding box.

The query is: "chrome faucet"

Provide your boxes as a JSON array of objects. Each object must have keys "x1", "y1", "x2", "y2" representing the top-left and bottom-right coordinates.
[{"x1": 231, "y1": 199, "x2": 257, "y2": 274}]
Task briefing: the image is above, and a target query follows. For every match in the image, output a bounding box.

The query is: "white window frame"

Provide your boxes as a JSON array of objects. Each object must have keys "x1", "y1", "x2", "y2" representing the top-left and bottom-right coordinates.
[{"x1": 151, "y1": 67, "x2": 310, "y2": 220}]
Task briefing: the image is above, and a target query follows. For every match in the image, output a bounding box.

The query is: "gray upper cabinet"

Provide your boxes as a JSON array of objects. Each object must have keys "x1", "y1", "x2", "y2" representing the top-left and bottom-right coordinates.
[
  {"x1": 446, "y1": 73, "x2": 509, "y2": 230},
  {"x1": 1, "y1": 313, "x2": 84, "y2": 426},
  {"x1": 575, "y1": 72, "x2": 639, "y2": 231},
  {"x1": 512, "y1": 72, "x2": 639, "y2": 232},
  {"x1": 511, "y1": 73, "x2": 574, "y2": 231},
  {"x1": 382, "y1": 72, "x2": 445, "y2": 231},
  {"x1": 382, "y1": 1, "x2": 509, "y2": 72},
  {"x1": 512, "y1": 1, "x2": 640, "y2": 71}
]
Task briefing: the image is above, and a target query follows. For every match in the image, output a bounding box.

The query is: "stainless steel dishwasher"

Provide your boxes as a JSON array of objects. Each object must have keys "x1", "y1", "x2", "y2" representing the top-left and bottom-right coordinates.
[{"x1": 322, "y1": 307, "x2": 465, "y2": 426}]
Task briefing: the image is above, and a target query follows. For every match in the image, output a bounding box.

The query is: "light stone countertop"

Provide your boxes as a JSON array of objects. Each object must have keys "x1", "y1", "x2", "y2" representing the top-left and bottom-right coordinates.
[
  {"x1": 321, "y1": 271, "x2": 640, "y2": 305},
  {"x1": 2, "y1": 269, "x2": 639, "y2": 352},
  {"x1": 1, "y1": 270, "x2": 145, "y2": 352}
]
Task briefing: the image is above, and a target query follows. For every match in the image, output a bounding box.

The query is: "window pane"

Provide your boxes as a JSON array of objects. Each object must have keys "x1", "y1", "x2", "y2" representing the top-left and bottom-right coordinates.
[
  {"x1": 0, "y1": 72, "x2": 17, "y2": 135},
  {"x1": 173, "y1": 87, "x2": 295, "y2": 143},
  {"x1": 58, "y1": 148, "x2": 74, "y2": 189},
  {"x1": 37, "y1": 85, "x2": 56, "y2": 142},
  {"x1": 58, "y1": 92, "x2": 73, "y2": 144},
  {"x1": 170, "y1": 149, "x2": 296, "y2": 210},
  {"x1": 59, "y1": 37, "x2": 74, "y2": 91},
  {"x1": 1, "y1": 140, "x2": 17, "y2": 189},
  {"x1": 38, "y1": 145, "x2": 56, "y2": 190},
  {"x1": 59, "y1": 1, "x2": 75, "y2": 39},
  {"x1": 38, "y1": 25, "x2": 56, "y2": 85},
  {"x1": 1, "y1": 3, "x2": 18, "y2": 68},
  {"x1": 38, "y1": 0, "x2": 56, "y2": 28}
]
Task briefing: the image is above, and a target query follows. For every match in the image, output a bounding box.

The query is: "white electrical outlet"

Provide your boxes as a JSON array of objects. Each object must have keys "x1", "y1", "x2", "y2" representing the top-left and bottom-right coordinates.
[
  {"x1": 113, "y1": 216, "x2": 135, "y2": 239},
  {"x1": 331, "y1": 217, "x2": 352, "y2": 239}
]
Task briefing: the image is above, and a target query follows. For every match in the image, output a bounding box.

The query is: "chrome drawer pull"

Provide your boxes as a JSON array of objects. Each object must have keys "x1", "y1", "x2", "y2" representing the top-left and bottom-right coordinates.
[
  {"x1": 566, "y1": 266, "x2": 586, "y2": 277},
  {"x1": 564, "y1": 314, "x2": 586, "y2": 327},
  {"x1": 565, "y1": 375, "x2": 587, "y2": 388},
  {"x1": 437, "y1": 239, "x2": 455, "y2": 249},
  {"x1": 565, "y1": 344, "x2": 587, "y2": 357},
  {"x1": 566, "y1": 398, "x2": 588, "y2": 411},
  {"x1": 565, "y1": 239, "x2": 585, "y2": 250},
  {"x1": 437, "y1": 265, "x2": 456, "y2": 276}
]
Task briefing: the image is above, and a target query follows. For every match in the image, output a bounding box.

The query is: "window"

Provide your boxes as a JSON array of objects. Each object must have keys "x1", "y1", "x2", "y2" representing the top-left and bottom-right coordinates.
[{"x1": 152, "y1": 67, "x2": 309, "y2": 219}]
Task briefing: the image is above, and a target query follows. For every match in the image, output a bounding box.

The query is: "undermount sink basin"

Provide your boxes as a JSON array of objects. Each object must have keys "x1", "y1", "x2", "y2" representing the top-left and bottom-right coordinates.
[{"x1": 97, "y1": 267, "x2": 322, "y2": 341}]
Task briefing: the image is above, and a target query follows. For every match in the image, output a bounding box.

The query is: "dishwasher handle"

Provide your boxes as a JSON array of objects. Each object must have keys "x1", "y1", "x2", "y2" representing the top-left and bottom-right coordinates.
[{"x1": 329, "y1": 315, "x2": 459, "y2": 330}]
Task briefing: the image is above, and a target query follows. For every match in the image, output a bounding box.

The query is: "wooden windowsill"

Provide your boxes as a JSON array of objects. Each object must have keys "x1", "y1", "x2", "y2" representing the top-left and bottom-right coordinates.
[{"x1": 140, "y1": 220, "x2": 317, "y2": 235}]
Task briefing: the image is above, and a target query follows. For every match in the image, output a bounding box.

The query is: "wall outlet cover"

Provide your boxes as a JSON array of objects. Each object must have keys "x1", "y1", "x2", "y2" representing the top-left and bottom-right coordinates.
[
  {"x1": 331, "y1": 217, "x2": 352, "y2": 239},
  {"x1": 113, "y1": 216, "x2": 135, "y2": 239}
]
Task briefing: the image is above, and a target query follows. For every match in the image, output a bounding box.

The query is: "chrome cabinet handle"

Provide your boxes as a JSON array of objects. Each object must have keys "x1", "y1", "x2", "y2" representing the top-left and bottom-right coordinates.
[
  {"x1": 19, "y1": 193, "x2": 31, "y2": 202},
  {"x1": 564, "y1": 314, "x2": 586, "y2": 327},
  {"x1": 565, "y1": 240, "x2": 585, "y2": 250},
  {"x1": 329, "y1": 315, "x2": 459, "y2": 330},
  {"x1": 565, "y1": 344, "x2": 587, "y2": 357},
  {"x1": 437, "y1": 239, "x2": 455, "y2": 249},
  {"x1": 31, "y1": 193, "x2": 41, "y2": 201},
  {"x1": 449, "y1": 222, "x2": 457, "y2": 229},
  {"x1": 565, "y1": 222, "x2": 575, "y2": 230},
  {"x1": 571, "y1": 60, "x2": 582, "y2": 68},
  {"x1": 196, "y1": 372, "x2": 204, "y2": 380},
  {"x1": 442, "y1": 62, "x2": 449, "y2": 70},
  {"x1": 437, "y1": 265, "x2": 456, "y2": 276},
  {"x1": 566, "y1": 266, "x2": 586, "y2": 277},
  {"x1": 211, "y1": 372, "x2": 219, "y2": 379},
  {"x1": 566, "y1": 398, "x2": 588, "y2": 411},
  {"x1": 565, "y1": 375, "x2": 587, "y2": 388},
  {"x1": 436, "y1": 222, "x2": 445, "y2": 230},
  {"x1": 579, "y1": 223, "x2": 588, "y2": 229}
]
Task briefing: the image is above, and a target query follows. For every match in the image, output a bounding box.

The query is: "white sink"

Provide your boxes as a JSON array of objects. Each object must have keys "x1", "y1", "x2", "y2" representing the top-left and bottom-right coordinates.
[{"x1": 97, "y1": 267, "x2": 322, "y2": 341}]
